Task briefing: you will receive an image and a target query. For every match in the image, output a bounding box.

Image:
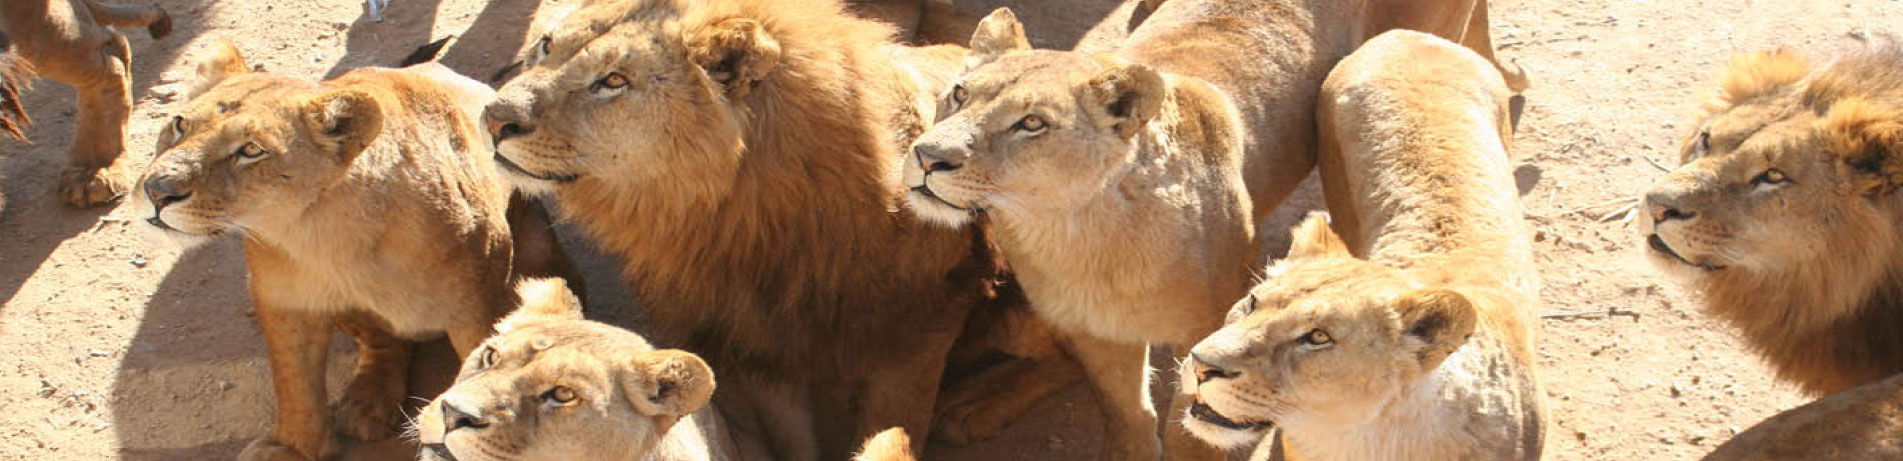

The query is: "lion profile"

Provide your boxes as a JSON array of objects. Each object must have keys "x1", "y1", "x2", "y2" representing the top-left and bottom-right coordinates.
[
  {"x1": 1181, "y1": 31, "x2": 1543, "y2": 461},
  {"x1": 1640, "y1": 45, "x2": 1903, "y2": 396},
  {"x1": 131, "y1": 42, "x2": 576, "y2": 461}
]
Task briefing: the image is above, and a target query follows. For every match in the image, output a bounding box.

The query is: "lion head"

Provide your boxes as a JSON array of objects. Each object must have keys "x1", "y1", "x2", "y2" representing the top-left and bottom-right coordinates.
[
  {"x1": 1640, "y1": 46, "x2": 1903, "y2": 394},
  {"x1": 414, "y1": 278, "x2": 717, "y2": 461},
  {"x1": 1179, "y1": 215, "x2": 1478, "y2": 450},
  {"x1": 903, "y1": 9, "x2": 1169, "y2": 228}
]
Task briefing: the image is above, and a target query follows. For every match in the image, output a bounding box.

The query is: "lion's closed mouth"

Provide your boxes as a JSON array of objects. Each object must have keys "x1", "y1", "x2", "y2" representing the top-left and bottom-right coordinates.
[
  {"x1": 495, "y1": 154, "x2": 580, "y2": 183},
  {"x1": 910, "y1": 185, "x2": 968, "y2": 211},
  {"x1": 1647, "y1": 235, "x2": 1723, "y2": 271},
  {"x1": 421, "y1": 443, "x2": 458, "y2": 461},
  {"x1": 1189, "y1": 401, "x2": 1271, "y2": 430}
]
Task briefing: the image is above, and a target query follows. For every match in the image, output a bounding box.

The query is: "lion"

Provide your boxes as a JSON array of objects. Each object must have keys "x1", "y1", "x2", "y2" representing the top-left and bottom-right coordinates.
[
  {"x1": 1701, "y1": 372, "x2": 1903, "y2": 461},
  {"x1": 902, "y1": 8, "x2": 1256, "y2": 459},
  {"x1": 897, "y1": 0, "x2": 1528, "y2": 456},
  {"x1": 1639, "y1": 45, "x2": 1903, "y2": 396},
  {"x1": 1179, "y1": 31, "x2": 1544, "y2": 461},
  {"x1": 414, "y1": 278, "x2": 737, "y2": 461},
  {"x1": 1, "y1": 0, "x2": 170, "y2": 207},
  {"x1": 131, "y1": 42, "x2": 576, "y2": 461},
  {"x1": 478, "y1": 0, "x2": 1011, "y2": 458}
]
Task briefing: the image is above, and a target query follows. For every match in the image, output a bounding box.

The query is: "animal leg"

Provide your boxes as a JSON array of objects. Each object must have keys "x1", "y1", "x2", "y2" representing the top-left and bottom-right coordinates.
[
  {"x1": 1066, "y1": 333, "x2": 1162, "y2": 461},
  {"x1": 332, "y1": 311, "x2": 413, "y2": 442},
  {"x1": 1463, "y1": 0, "x2": 1529, "y2": 92},
  {"x1": 239, "y1": 304, "x2": 335, "y2": 461},
  {"x1": 60, "y1": 33, "x2": 132, "y2": 207}
]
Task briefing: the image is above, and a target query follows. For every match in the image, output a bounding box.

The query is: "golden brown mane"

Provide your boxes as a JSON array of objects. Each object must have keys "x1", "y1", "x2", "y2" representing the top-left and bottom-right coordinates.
[
  {"x1": 1694, "y1": 45, "x2": 1903, "y2": 395},
  {"x1": 0, "y1": 34, "x2": 33, "y2": 142}
]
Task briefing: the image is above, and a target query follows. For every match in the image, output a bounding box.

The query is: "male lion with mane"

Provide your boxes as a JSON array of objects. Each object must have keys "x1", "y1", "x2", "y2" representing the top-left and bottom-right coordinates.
[
  {"x1": 132, "y1": 43, "x2": 576, "y2": 461},
  {"x1": 1641, "y1": 45, "x2": 1903, "y2": 396},
  {"x1": 479, "y1": 0, "x2": 1001, "y2": 458}
]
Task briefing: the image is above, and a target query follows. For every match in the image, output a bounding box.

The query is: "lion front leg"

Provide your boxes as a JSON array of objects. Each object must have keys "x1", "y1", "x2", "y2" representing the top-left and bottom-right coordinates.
[
  {"x1": 60, "y1": 33, "x2": 134, "y2": 207},
  {"x1": 242, "y1": 303, "x2": 337, "y2": 461},
  {"x1": 331, "y1": 310, "x2": 413, "y2": 442},
  {"x1": 1065, "y1": 333, "x2": 1163, "y2": 461}
]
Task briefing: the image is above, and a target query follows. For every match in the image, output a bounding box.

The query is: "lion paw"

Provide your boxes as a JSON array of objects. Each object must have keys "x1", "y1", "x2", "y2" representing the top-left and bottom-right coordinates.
[
  {"x1": 333, "y1": 383, "x2": 405, "y2": 441},
  {"x1": 237, "y1": 437, "x2": 317, "y2": 461},
  {"x1": 57, "y1": 163, "x2": 128, "y2": 208}
]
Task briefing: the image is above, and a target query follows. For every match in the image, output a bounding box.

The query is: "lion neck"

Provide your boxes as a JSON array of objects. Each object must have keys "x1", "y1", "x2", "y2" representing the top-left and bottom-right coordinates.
[
  {"x1": 1698, "y1": 211, "x2": 1903, "y2": 395},
  {"x1": 1280, "y1": 337, "x2": 1532, "y2": 461},
  {"x1": 988, "y1": 81, "x2": 1248, "y2": 344}
]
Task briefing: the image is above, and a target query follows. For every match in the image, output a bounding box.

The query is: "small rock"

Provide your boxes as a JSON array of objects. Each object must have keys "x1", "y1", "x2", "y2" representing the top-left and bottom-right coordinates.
[
  {"x1": 130, "y1": 254, "x2": 148, "y2": 268},
  {"x1": 216, "y1": 379, "x2": 234, "y2": 391},
  {"x1": 88, "y1": 349, "x2": 110, "y2": 357},
  {"x1": 1669, "y1": 383, "x2": 1682, "y2": 398},
  {"x1": 1850, "y1": 29, "x2": 1871, "y2": 41}
]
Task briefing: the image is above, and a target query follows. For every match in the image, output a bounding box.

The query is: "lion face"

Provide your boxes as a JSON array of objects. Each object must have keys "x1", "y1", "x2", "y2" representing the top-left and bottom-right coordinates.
[
  {"x1": 483, "y1": 0, "x2": 768, "y2": 199},
  {"x1": 131, "y1": 43, "x2": 384, "y2": 248},
  {"x1": 415, "y1": 279, "x2": 715, "y2": 461},
  {"x1": 1640, "y1": 50, "x2": 1903, "y2": 320},
  {"x1": 1179, "y1": 216, "x2": 1477, "y2": 449},
  {"x1": 903, "y1": 9, "x2": 1163, "y2": 227}
]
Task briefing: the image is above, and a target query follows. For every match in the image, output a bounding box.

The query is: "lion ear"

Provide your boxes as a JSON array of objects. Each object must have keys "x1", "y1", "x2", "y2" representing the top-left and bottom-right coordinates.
[
  {"x1": 624, "y1": 349, "x2": 716, "y2": 419},
  {"x1": 300, "y1": 89, "x2": 384, "y2": 163},
  {"x1": 1285, "y1": 212, "x2": 1349, "y2": 260},
  {"x1": 187, "y1": 40, "x2": 251, "y2": 99},
  {"x1": 495, "y1": 278, "x2": 584, "y2": 334},
  {"x1": 1085, "y1": 56, "x2": 1165, "y2": 139},
  {"x1": 1396, "y1": 288, "x2": 1478, "y2": 371},
  {"x1": 1716, "y1": 50, "x2": 1808, "y2": 107},
  {"x1": 687, "y1": 18, "x2": 782, "y2": 100},
  {"x1": 1821, "y1": 97, "x2": 1903, "y2": 197},
  {"x1": 966, "y1": 8, "x2": 1029, "y2": 69}
]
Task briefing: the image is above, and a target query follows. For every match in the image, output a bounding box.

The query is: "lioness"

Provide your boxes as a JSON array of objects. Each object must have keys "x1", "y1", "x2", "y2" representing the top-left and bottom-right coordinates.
[
  {"x1": 1181, "y1": 31, "x2": 1544, "y2": 461},
  {"x1": 132, "y1": 43, "x2": 575, "y2": 461},
  {"x1": 479, "y1": 0, "x2": 1006, "y2": 458},
  {"x1": 1702, "y1": 372, "x2": 1903, "y2": 461},
  {"x1": 1640, "y1": 45, "x2": 1903, "y2": 396},
  {"x1": 1, "y1": 0, "x2": 170, "y2": 207},
  {"x1": 905, "y1": 8, "x2": 1256, "y2": 459},
  {"x1": 415, "y1": 278, "x2": 735, "y2": 461},
  {"x1": 903, "y1": 0, "x2": 1526, "y2": 456}
]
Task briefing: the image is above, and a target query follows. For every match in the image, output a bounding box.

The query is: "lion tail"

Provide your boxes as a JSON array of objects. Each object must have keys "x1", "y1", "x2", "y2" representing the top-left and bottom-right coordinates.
[
  {"x1": 78, "y1": 0, "x2": 173, "y2": 39},
  {"x1": 853, "y1": 428, "x2": 916, "y2": 461},
  {"x1": 0, "y1": 36, "x2": 35, "y2": 142}
]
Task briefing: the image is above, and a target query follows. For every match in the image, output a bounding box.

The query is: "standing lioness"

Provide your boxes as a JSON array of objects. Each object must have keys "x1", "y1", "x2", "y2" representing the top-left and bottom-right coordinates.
[
  {"x1": 132, "y1": 43, "x2": 574, "y2": 461},
  {"x1": 1181, "y1": 31, "x2": 1543, "y2": 461}
]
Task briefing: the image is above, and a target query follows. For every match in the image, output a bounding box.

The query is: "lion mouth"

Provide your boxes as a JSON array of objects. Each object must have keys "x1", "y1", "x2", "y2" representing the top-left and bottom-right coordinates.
[
  {"x1": 421, "y1": 443, "x2": 459, "y2": 461},
  {"x1": 495, "y1": 154, "x2": 580, "y2": 183},
  {"x1": 1188, "y1": 401, "x2": 1272, "y2": 431},
  {"x1": 1647, "y1": 235, "x2": 1724, "y2": 271},
  {"x1": 909, "y1": 185, "x2": 969, "y2": 211}
]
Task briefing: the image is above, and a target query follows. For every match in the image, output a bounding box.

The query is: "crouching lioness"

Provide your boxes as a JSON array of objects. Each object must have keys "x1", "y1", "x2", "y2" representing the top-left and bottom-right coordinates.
[
  {"x1": 1180, "y1": 31, "x2": 1544, "y2": 461},
  {"x1": 132, "y1": 42, "x2": 575, "y2": 461}
]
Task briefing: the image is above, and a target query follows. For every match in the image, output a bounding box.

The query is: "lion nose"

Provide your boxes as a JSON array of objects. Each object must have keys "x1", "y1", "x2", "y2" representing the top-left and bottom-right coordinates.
[
  {"x1": 1191, "y1": 352, "x2": 1240, "y2": 383},
  {"x1": 1643, "y1": 193, "x2": 1696, "y2": 224},
  {"x1": 914, "y1": 145, "x2": 964, "y2": 173},
  {"x1": 142, "y1": 175, "x2": 192, "y2": 210},
  {"x1": 482, "y1": 105, "x2": 535, "y2": 142},
  {"x1": 442, "y1": 401, "x2": 491, "y2": 432}
]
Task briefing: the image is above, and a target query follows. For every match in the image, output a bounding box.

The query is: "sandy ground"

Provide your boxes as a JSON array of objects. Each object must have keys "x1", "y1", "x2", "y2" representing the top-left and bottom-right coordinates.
[{"x1": 0, "y1": 0, "x2": 1897, "y2": 459}]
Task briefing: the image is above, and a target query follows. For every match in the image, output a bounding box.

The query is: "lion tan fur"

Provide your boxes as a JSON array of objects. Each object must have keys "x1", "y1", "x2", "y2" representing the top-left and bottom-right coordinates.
[
  {"x1": 416, "y1": 278, "x2": 735, "y2": 461},
  {"x1": 131, "y1": 43, "x2": 575, "y2": 461},
  {"x1": 1, "y1": 0, "x2": 170, "y2": 207},
  {"x1": 902, "y1": 8, "x2": 1257, "y2": 459},
  {"x1": 1702, "y1": 372, "x2": 1903, "y2": 461},
  {"x1": 479, "y1": 0, "x2": 1008, "y2": 458},
  {"x1": 1180, "y1": 31, "x2": 1543, "y2": 461},
  {"x1": 1640, "y1": 45, "x2": 1903, "y2": 396}
]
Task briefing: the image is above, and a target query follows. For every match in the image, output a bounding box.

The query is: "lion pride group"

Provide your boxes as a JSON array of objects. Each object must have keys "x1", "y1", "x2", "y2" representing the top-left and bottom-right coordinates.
[{"x1": 2, "y1": 0, "x2": 1900, "y2": 459}]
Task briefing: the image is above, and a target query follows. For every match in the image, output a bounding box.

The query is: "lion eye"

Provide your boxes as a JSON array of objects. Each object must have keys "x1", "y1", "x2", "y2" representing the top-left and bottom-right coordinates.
[
  {"x1": 478, "y1": 346, "x2": 497, "y2": 369},
  {"x1": 1699, "y1": 130, "x2": 1711, "y2": 151},
  {"x1": 1014, "y1": 114, "x2": 1047, "y2": 133},
  {"x1": 1298, "y1": 328, "x2": 1332, "y2": 346},
  {"x1": 544, "y1": 386, "x2": 579, "y2": 405},
  {"x1": 171, "y1": 116, "x2": 187, "y2": 136},
  {"x1": 1752, "y1": 168, "x2": 1789, "y2": 186},
  {"x1": 235, "y1": 142, "x2": 268, "y2": 161},
  {"x1": 951, "y1": 85, "x2": 968, "y2": 105},
  {"x1": 593, "y1": 72, "x2": 630, "y2": 92}
]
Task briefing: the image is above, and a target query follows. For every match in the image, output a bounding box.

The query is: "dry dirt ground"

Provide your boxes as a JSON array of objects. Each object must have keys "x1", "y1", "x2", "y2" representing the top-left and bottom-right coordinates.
[{"x1": 0, "y1": 0, "x2": 1897, "y2": 459}]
